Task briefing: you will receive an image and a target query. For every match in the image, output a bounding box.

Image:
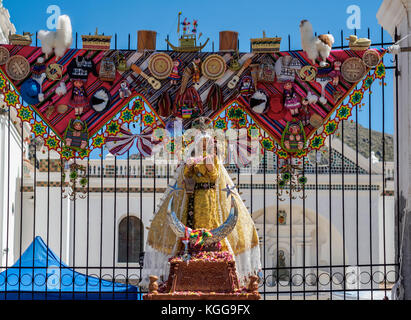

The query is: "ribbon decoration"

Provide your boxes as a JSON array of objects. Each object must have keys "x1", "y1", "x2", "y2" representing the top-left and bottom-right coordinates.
[
  {"x1": 190, "y1": 229, "x2": 213, "y2": 247},
  {"x1": 226, "y1": 129, "x2": 259, "y2": 168},
  {"x1": 105, "y1": 124, "x2": 157, "y2": 157}
]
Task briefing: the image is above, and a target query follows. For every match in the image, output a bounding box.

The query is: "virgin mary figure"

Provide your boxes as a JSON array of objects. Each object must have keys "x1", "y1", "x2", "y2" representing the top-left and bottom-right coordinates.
[{"x1": 140, "y1": 118, "x2": 261, "y2": 287}]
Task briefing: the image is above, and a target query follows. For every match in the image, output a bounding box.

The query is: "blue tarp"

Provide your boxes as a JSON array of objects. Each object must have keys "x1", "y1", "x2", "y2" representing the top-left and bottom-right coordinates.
[{"x1": 0, "y1": 236, "x2": 141, "y2": 300}]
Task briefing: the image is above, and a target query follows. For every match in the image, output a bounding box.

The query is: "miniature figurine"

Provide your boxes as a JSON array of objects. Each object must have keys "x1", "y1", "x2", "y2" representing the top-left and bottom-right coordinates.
[
  {"x1": 65, "y1": 118, "x2": 88, "y2": 150},
  {"x1": 55, "y1": 81, "x2": 67, "y2": 96},
  {"x1": 239, "y1": 76, "x2": 254, "y2": 100},
  {"x1": 275, "y1": 55, "x2": 302, "y2": 83},
  {"x1": 169, "y1": 59, "x2": 182, "y2": 85},
  {"x1": 228, "y1": 51, "x2": 242, "y2": 72},
  {"x1": 301, "y1": 99, "x2": 311, "y2": 126},
  {"x1": 282, "y1": 122, "x2": 306, "y2": 151},
  {"x1": 31, "y1": 57, "x2": 47, "y2": 102},
  {"x1": 148, "y1": 276, "x2": 159, "y2": 295},
  {"x1": 258, "y1": 56, "x2": 276, "y2": 82},
  {"x1": 37, "y1": 15, "x2": 72, "y2": 59},
  {"x1": 115, "y1": 52, "x2": 129, "y2": 72},
  {"x1": 346, "y1": 35, "x2": 371, "y2": 51},
  {"x1": 283, "y1": 81, "x2": 301, "y2": 116},
  {"x1": 70, "y1": 80, "x2": 88, "y2": 116},
  {"x1": 300, "y1": 20, "x2": 334, "y2": 67},
  {"x1": 99, "y1": 56, "x2": 116, "y2": 82},
  {"x1": 329, "y1": 61, "x2": 342, "y2": 86},
  {"x1": 191, "y1": 57, "x2": 201, "y2": 86},
  {"x1": 118, "y1": 81, "x2": 132, "y2": 99}
]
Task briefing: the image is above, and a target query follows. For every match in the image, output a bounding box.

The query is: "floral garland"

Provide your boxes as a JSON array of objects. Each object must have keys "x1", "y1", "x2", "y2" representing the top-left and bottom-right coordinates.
[{"x1": 170, "y1": 251, "x2": 233, "y2": 263}]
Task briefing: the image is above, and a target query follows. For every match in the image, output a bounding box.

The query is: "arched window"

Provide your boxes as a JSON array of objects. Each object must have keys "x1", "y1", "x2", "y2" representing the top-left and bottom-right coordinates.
[{"x1": 118, "y1": 216, "x2": 143, "y2": 263}]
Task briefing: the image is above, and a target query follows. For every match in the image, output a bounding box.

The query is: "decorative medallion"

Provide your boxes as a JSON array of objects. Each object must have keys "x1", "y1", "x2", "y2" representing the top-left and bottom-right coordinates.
[
  {"x1": 148, "y1": 53, "x2": 173, "y2": 79},
  {"x1": 6, "y1": 55, "x2": 30, "y2": 81},
  {"x1": 46, "y1": 63, "x2": 63, "y2": 81},
  {"x1": 341, "y1": 57, "x2": 367, "y2": 83},
  {"x1": 0, "y1": 47, "x2": 10, "y2": 65},
  {"x1": 202, "y1": 54, "x2": 226, "y2": 80},
  {"x1": 299, "y1": 65, "x2": 317, "y2": 82},
  {"x1": 362, "y1": 50, "x2": 381, "y2": 68}
]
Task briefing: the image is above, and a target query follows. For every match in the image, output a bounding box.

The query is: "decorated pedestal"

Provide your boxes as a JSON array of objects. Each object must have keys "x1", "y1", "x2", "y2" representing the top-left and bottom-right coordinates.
[
  {"x1": 144, "y1": 195, "x2": 260, "y2": 300},
  {"x1": 144, "y1": 252, "x2": 260, "y2": 300}
]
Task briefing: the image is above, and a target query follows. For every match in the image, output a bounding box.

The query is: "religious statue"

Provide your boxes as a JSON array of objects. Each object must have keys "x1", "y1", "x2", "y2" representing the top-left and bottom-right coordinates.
[
  {"x1": 277, "y1": 250, "x2": 290, "y2": 282},
  {"x1": 141, "y1": 118, "x2": 261, "y2": 288}
]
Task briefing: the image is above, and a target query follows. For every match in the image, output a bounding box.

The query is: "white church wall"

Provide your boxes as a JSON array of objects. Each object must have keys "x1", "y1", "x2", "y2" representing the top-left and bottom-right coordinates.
[
  {"x1": 17, "y1": 188, "x2": 71, "y2": 264},
  {"x1": 65, "y1": 192, "x2": 155, "y2": 280}
]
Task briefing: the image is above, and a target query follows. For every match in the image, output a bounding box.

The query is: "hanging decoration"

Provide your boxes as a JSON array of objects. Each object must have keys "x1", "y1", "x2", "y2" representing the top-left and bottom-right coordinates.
[
  {"x1": 105, "y1": 124, "x2": 159, "y2": 157},
  {"x1": 148, "y1": 53, "x2": 173, "y2": 80},
  {"x1": 60, "y1": 161, "x2": 88, "y2": 200},
  {"x1": 0, "y1": 14, "x2": 386, "y2": 163},
  {"x1": 64, "y1": 118, "x2": 89, "y2": 151},
  {"x1": 276, "y1": 160, "x2": 307, "y2": 201},
  {"x1": 166, "y1": 12, "x2": 210, "y2": 52}
]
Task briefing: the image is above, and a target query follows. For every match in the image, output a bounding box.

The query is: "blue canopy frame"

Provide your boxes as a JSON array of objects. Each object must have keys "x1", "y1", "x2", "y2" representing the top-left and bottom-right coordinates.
[{"x1": 0, "y1": 236, "x2": 141, "y2": 300}]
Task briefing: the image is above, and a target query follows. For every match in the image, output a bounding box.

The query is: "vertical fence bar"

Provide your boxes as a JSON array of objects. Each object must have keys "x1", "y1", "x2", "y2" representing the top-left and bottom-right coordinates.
[
  {"x1": 276, "y1": 147, "x2": 280, "y2": 300},
  {"x1": 4, "y1": 84, "x2": 11, "y2": 300},
  {"x1": 367, "y1": 27, "x2": 374, "y2": 301},
  {"x1": 394, "y1": 26, "x2": 401, "y2": 292},
  {"x1": 262, "y1": 133, "x2": 266, "y2": 300},
  {"x1": 112, "y1": 154, "x2": 117, "y2": 297},
  {"x1": 45, "y1": 128, "x2": 51, "y2": 300},
  {"x1": 355, "y1": 67, "x2": 360, "y2": 301},
  {"x1": 99, "y1": 143, "x2": 104, "y2": 299},
  {"x1": 72, "y1": 159, "x2": 76, "y2": 300},
  {"x1": 341, "y1": 103, "x2": 346, "y2": 300},
  {"x1": 381, "y1": 26, "x2": 388, "y2": 298},
  {"x1": 328, "y1": 136, "x2": 333, "y2": 300},
  {"x1": 59, "y1": 156, "x2": 63, "y2": 300},
  {"x1": 139, "y1": 114, "x2": 143, "y2": 289},
  {"x1": 86, "y1": 155, "x2": 90, "y2": 299},
  {"x1": 31, "y1": 114, "x2": 37, "y2": 300},
  {"x1": 125, "y1": 125, "x2": 130, "y2": 297},
  {"x1": 340, "y1": 28, "x2": 347, "y2": 301},
  {"x1": 302, "y1": 157, "x2": 306, "y2": 299},
  {"x1": 18, "y1": 96, "x2": 24, "y2": 300},
  {"x1": 315, "y1": 148, "x2": 319, "y2": 300}
]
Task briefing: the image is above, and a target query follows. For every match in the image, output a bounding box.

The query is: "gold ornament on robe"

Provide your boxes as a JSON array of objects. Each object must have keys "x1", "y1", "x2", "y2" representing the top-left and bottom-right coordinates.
[{"x1": 147, "y1": 156, "x2": 259, "y2": 257}]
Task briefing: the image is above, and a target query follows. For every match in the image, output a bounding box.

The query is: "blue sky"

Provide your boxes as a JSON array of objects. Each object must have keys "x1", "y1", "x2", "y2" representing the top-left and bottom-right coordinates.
[{"x1": 4, "y1": 0, "x2": 395, "y2": 135}]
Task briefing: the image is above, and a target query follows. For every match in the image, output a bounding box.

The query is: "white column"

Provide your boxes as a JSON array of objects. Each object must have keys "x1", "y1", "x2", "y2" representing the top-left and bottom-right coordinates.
[{"x1": 378, "y1": 0, "x2": 411, "y2": 300}]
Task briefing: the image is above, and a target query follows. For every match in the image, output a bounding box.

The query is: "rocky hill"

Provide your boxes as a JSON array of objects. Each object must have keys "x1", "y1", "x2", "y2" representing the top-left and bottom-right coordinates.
[{"x1": 335, "y1": 121, "x2": 394, "y2": 162}]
